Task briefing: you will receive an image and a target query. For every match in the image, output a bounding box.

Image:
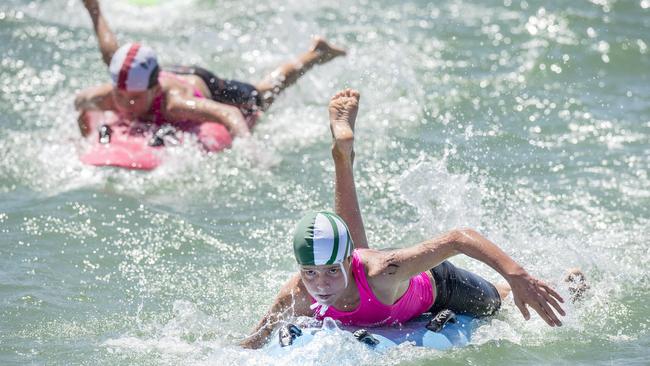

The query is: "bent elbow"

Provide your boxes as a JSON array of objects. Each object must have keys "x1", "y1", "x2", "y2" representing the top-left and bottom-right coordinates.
[
  {"x1": 448, "y1": 228, "x2": 480, "y2": 247},
  {"x1": 457, "y1": 228, "x2": 479, "y2": 237},
  {"x1": 74, "y1": 87, "x2": 97, "y2": 110},
  {"x1": 164, "y1": 99, "x2": 184, "y2": 116},
  {"x1": 74, "y1": 94, "x2": 86, "y2": 110}
]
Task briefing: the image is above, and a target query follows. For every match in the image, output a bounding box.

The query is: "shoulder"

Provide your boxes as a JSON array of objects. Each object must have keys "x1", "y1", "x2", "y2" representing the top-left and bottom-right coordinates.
[
  {"x1": 355, "y1": 249, "x2": 397, "y2": 277},
  {"x1": 358, "y1": 249, "x2": 411, "y2": 296},
  {"x1": 278, "y1": 273, "x2": 306, "y2": 297},
  {"x1": 359, "y1": 248, "x2": 415, "y2": 283},
  {"x1": 159, "y1": 72, "x2": 196, "y2": 95},
  {"x1": 273, "y1": 273, "x2": 313, "y2": 316}
]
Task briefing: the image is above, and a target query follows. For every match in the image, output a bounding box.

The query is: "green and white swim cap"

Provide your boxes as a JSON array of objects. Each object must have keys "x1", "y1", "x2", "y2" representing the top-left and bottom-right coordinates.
[{"x1": 293, "y1": 211, "x2": 354, "y2": 266}]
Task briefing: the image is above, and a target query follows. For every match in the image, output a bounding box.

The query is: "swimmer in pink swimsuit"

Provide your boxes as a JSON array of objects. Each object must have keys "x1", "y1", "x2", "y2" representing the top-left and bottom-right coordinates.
[
  {"x1": 312, "y1": 248, "x2": 435, "y2": 327},
  {"x1": 240, "y1": 90, "x2": 571, "y2": 349},
  {"x1": 75, "y1": 0, "x2": 346, "y2": 140}
]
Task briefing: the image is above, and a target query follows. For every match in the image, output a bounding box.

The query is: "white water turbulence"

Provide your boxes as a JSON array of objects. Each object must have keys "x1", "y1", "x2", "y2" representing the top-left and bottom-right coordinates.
[{"x1": 1, "y1": 0, "x2": 649, "y2": 365}]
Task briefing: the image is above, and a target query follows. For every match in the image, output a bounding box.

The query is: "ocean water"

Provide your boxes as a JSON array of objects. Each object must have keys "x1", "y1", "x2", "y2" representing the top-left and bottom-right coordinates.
[{"x1": 0, "y1": 0, "x2": 648, "y2": 365}]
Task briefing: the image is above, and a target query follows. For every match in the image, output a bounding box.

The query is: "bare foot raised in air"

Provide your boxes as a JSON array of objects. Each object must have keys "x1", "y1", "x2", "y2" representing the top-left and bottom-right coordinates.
[
  {"x1": 312, "y1": 37, "x2": 347, "y2": 64},
  {"x1": 329, "y1": 89, "x2": 360, "y2": 161}
]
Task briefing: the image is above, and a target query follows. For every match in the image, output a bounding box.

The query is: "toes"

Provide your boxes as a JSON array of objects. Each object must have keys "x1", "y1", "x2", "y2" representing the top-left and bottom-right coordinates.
[
  {"x1": 329, "y1": 89, "x2": 360, "y2": 110},
  {"x1": 331, "y1": 90, "x2": 347, "y2": 100},
  {"x1": 338, "y1": 88, "x2": 360, "y2": 99},
  {"x1": 343, "y1": 88, "x2": 360, "y2": 100}
]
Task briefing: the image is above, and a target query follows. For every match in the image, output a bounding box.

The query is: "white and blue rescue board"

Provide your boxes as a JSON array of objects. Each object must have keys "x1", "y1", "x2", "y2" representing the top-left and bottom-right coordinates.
[{"x1": 266, "y1": 314, "x2": 476, "y2": 353}]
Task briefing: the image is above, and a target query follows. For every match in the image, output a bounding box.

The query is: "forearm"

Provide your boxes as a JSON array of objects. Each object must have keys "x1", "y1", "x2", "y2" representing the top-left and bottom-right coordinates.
[
  {"x1": 75, "y1": 91, "x2": 110, "y2": 137},
  {"x1": 240, "y1": 302, "x2": 291, "y2": 349},
  {"x1": 239, "y1": 335, "x2": 266, "y2": 349},
  {"x1": 398, "y1": 229, "x2": 524, "y2": 280},
  {"x1": 450, "y1": 229, "x2": 567, "y2": 327},
  {"x1": 77, "y1": 111, "x2": 92, "y2": 137},
  {"x1": 83, "y1": 0, "x2": 118, "y2": 66},
  {"x1": 209, "y1": 104, "x2": 251, "y2": 138},
  {"x1": 452, "y1": 229, "x2": 525, "y2": 280},
  {"x1": 240, "y1": 275, "x2": 311, "y2": 349},
  {"x1": 239, "y1": 319, "x2": 276, "y2": 349},
  {"x1": 332, "y1": 153, "x2": 368, "y2": 249},
  {"x1": 169, "y1": 99, "x2": 250, "y2": 138}
]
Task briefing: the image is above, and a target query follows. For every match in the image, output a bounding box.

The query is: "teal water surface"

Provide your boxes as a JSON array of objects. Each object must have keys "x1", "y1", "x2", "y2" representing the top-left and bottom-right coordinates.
[{"x1": 1, "y1": 0, "x2": 649, "y2": 365}]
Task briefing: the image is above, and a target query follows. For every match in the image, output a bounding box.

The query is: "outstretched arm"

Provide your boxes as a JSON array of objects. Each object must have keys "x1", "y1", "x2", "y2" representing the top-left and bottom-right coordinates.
[
  {"x1": 239, "y1": 274, "x2": 312, "y2": 349},
  {"x1": 165, "y1": 95, "x2": 252, "y2": 138},
  {"x1": 329, "y1": 89, "x2": 369, "y2": 249},
  {"x1": 82, "y1": 0, "x2": 119, "y2": 66},
  {"x1": 384, "y1": 229, "x2": 566, "y2": 327}
]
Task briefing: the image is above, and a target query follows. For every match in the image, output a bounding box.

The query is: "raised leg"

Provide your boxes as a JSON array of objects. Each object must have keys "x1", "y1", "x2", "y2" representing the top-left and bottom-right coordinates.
[
  {"x1": 328, "y1": 89, "x2": 368, "y2": 249},
  {"x1": 255, "y1": 37, "x2": 346, "y2": 110}
]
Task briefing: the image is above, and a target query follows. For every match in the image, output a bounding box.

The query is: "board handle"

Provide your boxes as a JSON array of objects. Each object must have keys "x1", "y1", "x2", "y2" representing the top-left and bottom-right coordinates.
[
  {"x1": 278, "y1": 323, "x2": 303, "y2": 347},
  {"x1": 426, "y1": 309, "x2": 457, "y2": 332}
]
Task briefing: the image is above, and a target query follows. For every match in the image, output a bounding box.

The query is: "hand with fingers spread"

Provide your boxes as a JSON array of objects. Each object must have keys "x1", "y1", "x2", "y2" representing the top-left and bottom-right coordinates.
[{"x1": 507, "y1": 269, "x2": 566, "y2": 327}]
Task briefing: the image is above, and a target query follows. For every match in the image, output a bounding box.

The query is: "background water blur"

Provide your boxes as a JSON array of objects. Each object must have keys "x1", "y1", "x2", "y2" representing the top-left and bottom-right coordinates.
[{"x1": 1, "y1": 0, "x2": 648, "y2": 364}]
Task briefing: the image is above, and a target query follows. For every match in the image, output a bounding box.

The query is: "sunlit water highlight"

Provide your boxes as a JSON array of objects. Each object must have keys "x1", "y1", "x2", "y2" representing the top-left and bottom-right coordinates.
[{"x1": 1, "y1": 0, "x2": 648, "y2": 365}]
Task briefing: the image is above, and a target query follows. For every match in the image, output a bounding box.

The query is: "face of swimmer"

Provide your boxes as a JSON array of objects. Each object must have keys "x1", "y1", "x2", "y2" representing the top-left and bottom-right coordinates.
[
  {"x1": 111, "y1": 85, "x2": 160, "y2": 120},
  {"x1": 299, "y1": 259, "x2": 351, "y2": 306}
]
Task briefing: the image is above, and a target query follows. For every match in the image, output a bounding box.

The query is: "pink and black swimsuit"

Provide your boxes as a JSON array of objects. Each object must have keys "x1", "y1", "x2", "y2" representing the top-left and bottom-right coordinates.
[
  {"x1": 164, "y1": 65, "x2": 262, "y2": 114},
  {"x1": 311, "y1": 250, "x2": 503, "y2": 327}
]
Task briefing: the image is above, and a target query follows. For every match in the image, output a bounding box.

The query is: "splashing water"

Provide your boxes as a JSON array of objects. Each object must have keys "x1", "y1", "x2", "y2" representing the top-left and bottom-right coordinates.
[{"x1": 1, "y1": 0, "x2": 649, "y2": 365}]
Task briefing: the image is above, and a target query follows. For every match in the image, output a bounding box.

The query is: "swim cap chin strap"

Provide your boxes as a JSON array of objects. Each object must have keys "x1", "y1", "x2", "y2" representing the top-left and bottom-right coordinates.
[{"x1": 293, "y1": 211, "x2": 354, "y2": 316}]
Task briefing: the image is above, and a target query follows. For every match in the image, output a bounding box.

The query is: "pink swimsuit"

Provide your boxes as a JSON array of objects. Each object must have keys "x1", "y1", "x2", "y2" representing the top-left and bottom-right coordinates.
[
  {"x1": 150, "y1": 71, "x2": 204, "y2": 125},
  {"x1": 312, "y1": 249, "x2": 435, "y2": 327}
]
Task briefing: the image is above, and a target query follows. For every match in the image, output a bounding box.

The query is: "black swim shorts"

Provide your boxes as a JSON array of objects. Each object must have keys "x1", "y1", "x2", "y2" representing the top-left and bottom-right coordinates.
[
  {"x1": 165, "y1": 65, "x2": 262, "y2": 113},
  {"x1": 429, "y1": 261, "x2": 501, "y2": 317}
]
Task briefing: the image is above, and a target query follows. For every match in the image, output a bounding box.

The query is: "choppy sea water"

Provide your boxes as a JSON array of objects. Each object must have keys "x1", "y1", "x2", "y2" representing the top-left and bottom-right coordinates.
[{"x1": 0, "y1": 0, "x2": 648, "y2": 365}]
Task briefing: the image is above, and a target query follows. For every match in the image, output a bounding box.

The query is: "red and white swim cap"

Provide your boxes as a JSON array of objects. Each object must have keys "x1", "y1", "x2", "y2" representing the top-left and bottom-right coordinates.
[{"x1": 109, "y1": 43, "x2": 160, "y2": 91}]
